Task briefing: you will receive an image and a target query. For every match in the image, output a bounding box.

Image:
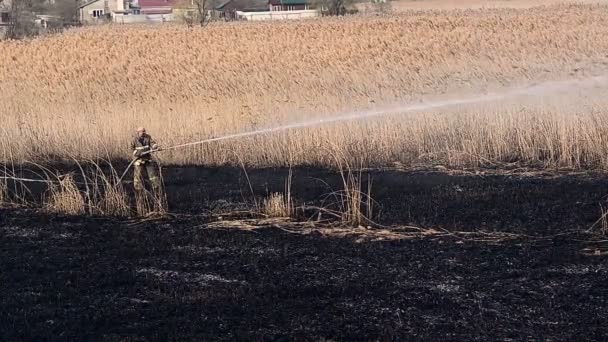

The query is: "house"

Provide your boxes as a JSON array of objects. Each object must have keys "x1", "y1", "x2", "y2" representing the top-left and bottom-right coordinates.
[
  {"x1": 216, "y1": 0, "x2": 316, "y2": 20},
  {"x1": 0, "y1": 0, "x2": 10, "y2": 38},
  {"x1": 1, "y1": 0, "x2": 10, "y2": 25},
  {"x1": 77, "y1": 0, "x2": 313, "y2": 24},
  {"x1": 132, "y1": 0, "x2": 176, "y2": 15},
  {"x1": 268, "y1": 0, "x2": 310, "y2": 12},
  {"x1": 79, "y1": 0, "x2": 175, "y2": 24},
  {"x1": 0, "y1": 10, "x2": 8, "y2": 25},
  {"x1": 215, "y1": 0, "x2": 267, "y2": 20},
  {"x1": 35, "y1": 14, "x2": 63, "y2": 28},
  {"x1": 79, "y1": 0, "x2": 129, "y2": 23}
]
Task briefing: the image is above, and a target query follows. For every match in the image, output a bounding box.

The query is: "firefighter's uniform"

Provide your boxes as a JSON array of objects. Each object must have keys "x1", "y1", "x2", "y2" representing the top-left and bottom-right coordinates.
[{"x1": 130, "y1": 132, "x2": 161, "y2": 194}]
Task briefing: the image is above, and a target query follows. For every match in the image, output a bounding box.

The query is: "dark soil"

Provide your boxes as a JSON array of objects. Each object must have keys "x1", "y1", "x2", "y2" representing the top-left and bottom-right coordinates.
[
  {"x1": 162, "y1": 166, "x2": 608, "y2": 234},
  {"x1": 1, "y1": 166, "x2": 607, "y2": 340}
]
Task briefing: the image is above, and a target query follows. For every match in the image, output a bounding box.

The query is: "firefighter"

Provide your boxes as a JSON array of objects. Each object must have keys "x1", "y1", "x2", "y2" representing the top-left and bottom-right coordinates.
[{"x1": 130, "y1": 127, "x2": 162, "y2": 195}]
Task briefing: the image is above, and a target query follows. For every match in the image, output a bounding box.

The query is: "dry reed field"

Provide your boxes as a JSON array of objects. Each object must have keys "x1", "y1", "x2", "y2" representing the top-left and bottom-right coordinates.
[
  {"x1": 2, "y1": 4, "x2": 608, "y2": 169},
  {"x1": 380, "y1": 0, "x2": 608, "y2": 11},
  {"x1": 3, "y1": 5, "x2": 608, "y2": 339}
]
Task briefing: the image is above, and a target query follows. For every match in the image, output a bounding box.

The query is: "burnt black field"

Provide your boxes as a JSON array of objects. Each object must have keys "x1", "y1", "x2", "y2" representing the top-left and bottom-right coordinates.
[{"x1": 1, "y1": 165, "x2": 608, "y2": 341}]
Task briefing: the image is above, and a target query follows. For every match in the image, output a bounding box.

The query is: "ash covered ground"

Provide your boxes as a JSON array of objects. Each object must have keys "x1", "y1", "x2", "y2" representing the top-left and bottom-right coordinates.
[{"x1": 1, "y1": 166, "x2": 607, "y2": 340}]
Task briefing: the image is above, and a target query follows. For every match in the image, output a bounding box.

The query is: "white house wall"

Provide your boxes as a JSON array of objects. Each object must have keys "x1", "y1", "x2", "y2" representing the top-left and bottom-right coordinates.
[
  {"x1": 79, "y1": 1, "x2": 107, "y2": 24},
  {"x1": 235, "y1": 10, "x2": 318, "y2": 21},
  {"x1": 113, "y1": 13, "x2": 173, "y2": 23}
]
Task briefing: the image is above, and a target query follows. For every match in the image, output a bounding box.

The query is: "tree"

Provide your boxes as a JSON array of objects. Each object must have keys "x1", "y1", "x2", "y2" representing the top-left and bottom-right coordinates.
[
  {"x1": 311, "y1": 0, "x2": 356, "y2": 16},
  {"x1": 48, "y1": 0, "x2": 79, "y2": 25},
  {"x1": 1, "y1": 0, "x2": 77, "y2": 40},
  {"x1": 368, "y1": 0, "x2": 392, "y2": 15},
  {"x1": 175, "y1": 0, "x2": 218, "y2": 27},
  {"x1": 3, "y1": 0, "x2": 42, "y2": 39}
]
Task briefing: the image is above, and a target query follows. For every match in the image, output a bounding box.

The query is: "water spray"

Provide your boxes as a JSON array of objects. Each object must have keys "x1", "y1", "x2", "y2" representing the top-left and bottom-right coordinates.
[
  {"x1": 2, "y1": 74, "x2": 607, "y2": 185},
  {"x1": 115, "y1": 74, "x2": 608, "y2": 184},
  {"x1": 165, "y1": 75, "x2": 608, "y2": 150}
]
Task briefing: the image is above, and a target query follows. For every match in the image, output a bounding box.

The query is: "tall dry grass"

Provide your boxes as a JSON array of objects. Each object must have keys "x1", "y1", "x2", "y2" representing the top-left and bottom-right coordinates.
[
  {"x1": 263, "y1": 192, "x2": 293, "y2": 218},
  {"x1": 45, "y1": 174, "x2": 87, "y2": 215},
  {"x1": 2, "y1": 5, "x2": 608, "y2": 169},
  {"x1": 0, "y1": 178, "x2": 7, "y2": 205}
]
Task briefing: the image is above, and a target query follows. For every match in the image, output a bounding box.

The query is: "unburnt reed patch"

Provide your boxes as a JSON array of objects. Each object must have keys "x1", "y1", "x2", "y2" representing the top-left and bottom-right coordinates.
[{"x1": 1, "y1": 5, "x2": 608, "y2": 169}]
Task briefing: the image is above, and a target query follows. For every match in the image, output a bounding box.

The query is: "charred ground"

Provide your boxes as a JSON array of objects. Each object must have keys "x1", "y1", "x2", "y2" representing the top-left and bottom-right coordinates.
[{"x1": 1, "y1": 166, "x2": 607, "y2": 340}]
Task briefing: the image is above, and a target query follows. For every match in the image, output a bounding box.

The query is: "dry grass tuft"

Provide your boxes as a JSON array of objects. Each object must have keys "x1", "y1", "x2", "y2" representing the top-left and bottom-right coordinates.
[
  {"x1": 29, "y1": 160, "x2": 133, "y2": 217},
  {"x1": 599, "y1": 205, "x2": 608, "y2": 236},
  {"x1": 89, "y1": 163, "x2": 131, "y2": 217},
  {"x1": 333, "y1": 155, "x2": 375, "y2": 226},
  {"x1": 262, "y1": 167, "x2": 293, "y2": 218},
  {"x1": 134, "y1": 189, "x2": 168, "y2": 217},
  {"x1": 263, "y1": 192, "x2": 292, "y2": 218},
  {"x1": 0, "y1": 178, "x2": 7, "y2": 205},
  {"x1": 45, "y1": 174, "x2": 86, "y2": 215},
  {"x1": 98, "y1": 183, "x2": 131, "y2": 217}
]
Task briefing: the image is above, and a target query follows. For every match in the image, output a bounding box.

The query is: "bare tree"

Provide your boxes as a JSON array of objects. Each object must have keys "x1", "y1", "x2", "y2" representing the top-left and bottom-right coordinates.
[
  {"x1": 194, "y1": 0, "x2": 214, "y2": 26},
  {"x1": 1, "y1": 0, "x2": 76, "y2": 39},
  {"x1": 175, "y1": 0, "x2": 217, "y2": 27},
  {"x1": 370, "y1": 0, "x2": 391, "y2": 15},
  {"x1": 48, "y1": 0, "x2": 79, "y2": 25},
  {"x1": 312, "y1": 0, "x2": 356, "y2": 16},
  {"x1": 3, "y1": 0, "x2": 42, "y2": 39}
]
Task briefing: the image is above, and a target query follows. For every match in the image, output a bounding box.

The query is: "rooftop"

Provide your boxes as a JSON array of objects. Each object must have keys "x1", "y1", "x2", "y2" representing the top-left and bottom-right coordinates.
[
  {"x1": 269, "y1": 0, "x2": 311, "y2": 5},
  {"x1": 216, "y1": 0, "x2": 268, "y2": 11}
]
